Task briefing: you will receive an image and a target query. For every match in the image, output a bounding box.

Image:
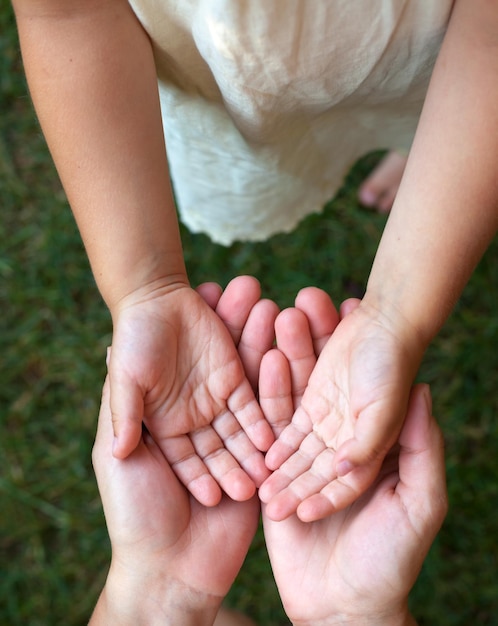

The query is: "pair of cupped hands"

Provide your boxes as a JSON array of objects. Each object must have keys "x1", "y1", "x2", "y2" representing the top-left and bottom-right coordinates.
[
  {"x1": 107, "y1": 275, "x2": 423, "y2": 520},
  {"x1": 93, "y1": 276, "x2": 447, "y2": 625}
]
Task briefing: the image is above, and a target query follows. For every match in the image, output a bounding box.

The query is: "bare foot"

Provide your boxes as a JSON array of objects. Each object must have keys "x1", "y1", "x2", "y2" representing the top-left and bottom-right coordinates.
[
  {"x1": 214, "y1": 606, "x2": 258, "y2": 626},
  {"x1": 358, "y1": 150, "x2": 407, "y2": 213}
]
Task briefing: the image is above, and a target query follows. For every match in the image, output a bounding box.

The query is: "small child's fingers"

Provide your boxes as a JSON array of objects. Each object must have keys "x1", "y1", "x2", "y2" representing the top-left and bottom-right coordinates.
[
  {"x1": 228, "y1": 378, "x2": 275, "y2": 452},
  {"x1": 238, "y1": 298, "x2": 280, "y2": 391},
  {"x1": 339, "y1": 297, "x2": 361, "y2": 319},
  {"x1": 296, "y1": 460, "x2": 380, "y2": 522},
  {"x1": 211, "y1": 409, "x2": 270, "y2": 488},
  {"x1": 214, "y1": 276, "x2": 262, "y2": 346},
  {"x1": 259, "y1": 348, "x2": 294, "y2": 437},
  {"x1": 274, "y1": 308, "x2": 317, "y2": 408},
  {"x1": 190, "y1": 425, "x2": 259, "y2": 502},
  {"x1": 259, "y1": 430, "x2": 326, "y2": 503},
  {"x1": 262, "y1": 445, "x2": 335, "y2": 520},
  {"x1": 294, "y1": 287, "x2": 340, "y2": 356},
  {"x1": 333, "y1": 419, "x2": 400, "y2": 479},
  {"x1": 264, "y1": 455, "x2": 378, "y2": 522},
  {"x1": 160, "y1": 434, "x2": 224, "y2": 507},
  {"x1": 263, "y1": 405, "x2": 313, "y2": 470},
  {"x1": 195, "y1": 281, "x2": 223, "y2": 310}
]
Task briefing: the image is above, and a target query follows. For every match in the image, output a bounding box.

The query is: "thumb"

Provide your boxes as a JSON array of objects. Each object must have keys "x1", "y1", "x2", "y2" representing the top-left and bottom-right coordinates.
[
  {"x1": 397, "y1": 384, "x2": 447, "y2": 516},
  {"x1": 333, "y1": 401, "x2": 405, "y2": 478},
  {"x1": 107, "y1": 347, "x2": 144, "y2": 459}
]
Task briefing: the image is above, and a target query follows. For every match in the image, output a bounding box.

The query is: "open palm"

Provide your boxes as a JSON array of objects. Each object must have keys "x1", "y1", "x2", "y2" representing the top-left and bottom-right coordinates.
[
  {"x1": 256, "y1": 296, "x2": 446, "y2": 623},
  {"x1": 109, "y1": 280, "x2": 275, "y2": 505},
  {"x1": 263, "y1": 389, "x2": 445, "y2": 624},
  {"x1": 93, "y1": 378, "x2": 260, "y2": 605},
  {"x1": 261, "y1": 300, "x2": 423, "y2": 521}
]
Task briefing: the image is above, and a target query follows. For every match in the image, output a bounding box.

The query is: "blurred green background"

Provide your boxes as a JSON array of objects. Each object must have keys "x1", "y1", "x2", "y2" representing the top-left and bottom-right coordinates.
[{"x1": 1, "y1": 2, "x2": 497, "y2": 624}]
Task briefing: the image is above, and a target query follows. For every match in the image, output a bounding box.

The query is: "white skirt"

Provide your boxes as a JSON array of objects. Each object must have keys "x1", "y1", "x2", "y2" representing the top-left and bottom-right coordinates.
[{"x1": 130, "y1": 0, "x2": 454, "y2": 245}]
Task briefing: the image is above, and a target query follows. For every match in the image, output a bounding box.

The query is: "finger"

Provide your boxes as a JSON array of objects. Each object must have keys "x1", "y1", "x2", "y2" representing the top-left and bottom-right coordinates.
[
  {"x1": 228, "y1": 378, "x2": 275, "y2": 452},
  {"x1": 294, "y1": 287, "x2": 340, "y2": 356},
  {"x1": 190, "y1": 425, "x2": 259, "y2": 502},
  {"x1": 333, "y1": 392, "x2": 407, "y2": 478},
  {"x1": 274, "y1": 308, "x2": 317, "y2": 408},
  {"x1": 195, "y1": 281, "x2": 223, "y2": 310},
  {"x1": 396, "y1": 384, "x2": 447, "y2": 528},
  {"x1": 259, "y1": 348, "x2": 294, "y2": 437},
  {"x1": 339, "y1": 297, "x2": 361, "y2": 319},
  {"x1": 259, "y1": 429, "x2": 326, "y2": 504},
  {"x1": 92, "y1": 376, "x2": 113, "y2": 469},
  {"x1": 298, "y1": 386, "x2": 447, "y2": 524},
  {"x1": 263, "y1": 404, "x2": 313, "y2": 470},
  {"x1": 160, "y1": 434, "x2": 224, "y2": 507},
  {"x1": 238, "y1": 298, "x2": 279, "y2": 391},
  {"x1": 108, "y1": 362, "x2": 144, "y2": 459},
  {"x1": 211, "y1": 409, "x2": 270, "y2": 488},
  {"x1": 295, "y1": 459, "x2": 381, "y2": 521},
  {"x1": 214, "y1": 276, "x2": 261, "y2": 345}
]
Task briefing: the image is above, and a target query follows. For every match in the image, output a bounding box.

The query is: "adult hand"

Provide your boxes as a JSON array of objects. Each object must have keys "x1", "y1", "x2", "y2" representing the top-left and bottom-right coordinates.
[{"x1": 90, "y1": 377, "x2": 260, "y2": 626}]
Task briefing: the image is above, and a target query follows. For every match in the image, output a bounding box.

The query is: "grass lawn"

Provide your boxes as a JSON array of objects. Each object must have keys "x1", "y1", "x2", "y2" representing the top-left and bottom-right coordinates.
[{"x1": 2, "y1": 3, "x2": 498, "y2": 624}]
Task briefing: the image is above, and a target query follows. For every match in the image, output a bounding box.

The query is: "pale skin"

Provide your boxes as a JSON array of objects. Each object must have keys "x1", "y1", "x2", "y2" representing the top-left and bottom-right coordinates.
[
  {"x1": 91, "y1": 280, "x2": 447, "y2": 626},
  {"x1": 90, "y1": 376, "x2": 260, "y2": 626},
  {"x1": 358, "y1": 151, "x2": 408, "y2": 213},
  {"x1": 12, "y1": 0, "x2": 277, "y2": 507},
  {"x1": 258, "y1": 293, "x2": 447, "y2": 626},
  {"x1": 260, "y1": 0, "x2": 498, "y2": 520},
  {"x1": 90, "y1": 278, "x2": 272, "y2": 626},
  {"x1": 11, "y1": 0, "x2": 498, "y2": 517}
]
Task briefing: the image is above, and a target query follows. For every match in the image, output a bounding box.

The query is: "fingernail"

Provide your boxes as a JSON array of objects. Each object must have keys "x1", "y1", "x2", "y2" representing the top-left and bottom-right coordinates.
[
  {"x1": 112, "y1": 436, "x2": 118, "y2": 457},
  {"x1": 336, "y1": 459, "x2": 354, "y2": 477},
  {"x1": 106, "y1": 347, "x2": 111, "y2": 368}
]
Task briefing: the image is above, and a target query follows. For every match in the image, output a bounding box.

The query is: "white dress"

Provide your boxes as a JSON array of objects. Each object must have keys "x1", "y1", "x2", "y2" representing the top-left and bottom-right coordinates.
[{"x1": 129, "y1": 0, "x2": 454, "y2": 245}]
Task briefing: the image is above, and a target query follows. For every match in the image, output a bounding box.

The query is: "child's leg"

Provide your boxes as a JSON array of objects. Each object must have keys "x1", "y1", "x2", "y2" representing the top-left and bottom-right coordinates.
[{"x1": 358, "y1": 150, "x2": 407, "y2": 213}]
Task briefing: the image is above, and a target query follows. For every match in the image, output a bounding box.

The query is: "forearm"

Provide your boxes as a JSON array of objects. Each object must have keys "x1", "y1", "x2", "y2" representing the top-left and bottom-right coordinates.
[
  {"x1": 365, "y1": 0, "x2": 498, "y2": 347},
  {"x1": 89, "y1": 565, "x2": 220, "y2": 626},
  {"x1": 13, "y1": 0, "x2": 187, "y2": 311}
]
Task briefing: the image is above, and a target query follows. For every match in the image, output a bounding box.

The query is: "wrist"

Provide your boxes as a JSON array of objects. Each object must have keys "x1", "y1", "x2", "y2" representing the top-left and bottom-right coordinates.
[
  {"x1": 90, "y1": 562, "x2": 221, "y2": 626},
  {"x1": 104, "y1": 257, "x2": 189, "y2": 314},
  {"x1": 365, "y1": 218, "x2": 455, "y2": 347},
  {"x1": 108, "y1": 273, "x2": 191, "y2": 320},
  {"x1": 359, "y1": 288, "x2": 428, "y2": 367},
  {"x1": 292, "y1": 605, "x2": 416, "y2": 626}
]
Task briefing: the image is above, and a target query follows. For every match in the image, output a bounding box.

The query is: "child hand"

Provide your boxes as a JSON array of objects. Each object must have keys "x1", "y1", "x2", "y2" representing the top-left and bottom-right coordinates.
[
  {"x1": 107, "y1": 276, "x2": 276, "y2": 507},
  {"x1": 195, "y1": 279, "x2": 280, "y2": 393},
  {"x1": 259, "y1": 296, "x2": 423, "y2": 521}
]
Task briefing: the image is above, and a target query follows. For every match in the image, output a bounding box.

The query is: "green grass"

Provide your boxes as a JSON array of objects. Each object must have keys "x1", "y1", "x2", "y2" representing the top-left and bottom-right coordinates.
[{"x1": 2, "y1": 2, "x2": 498, "y2": 624}]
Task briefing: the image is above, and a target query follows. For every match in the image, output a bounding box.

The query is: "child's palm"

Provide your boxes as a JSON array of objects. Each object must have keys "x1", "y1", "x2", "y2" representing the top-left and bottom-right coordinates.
[
  {"x1": 109, "y1": 285, "x2": 273, "y2": 506},
  {"x1": 261, "y1": 305, "x2": 416, "y2": 521}
]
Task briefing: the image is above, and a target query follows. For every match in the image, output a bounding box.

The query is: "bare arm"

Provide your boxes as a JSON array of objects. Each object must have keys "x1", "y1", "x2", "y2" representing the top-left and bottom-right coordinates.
[
  {"x1": 260, "y1": 0, "x2": 498, "y2": 521},
  {"x1": 12, "y1": 0, "x2": 275, "y2": 492},
  {"x1": 366, "y1": 0, "x2": 498, "y2": 349},
  {"x1": 12, "y1": 0, "x2": 187, "y2": 312}
]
